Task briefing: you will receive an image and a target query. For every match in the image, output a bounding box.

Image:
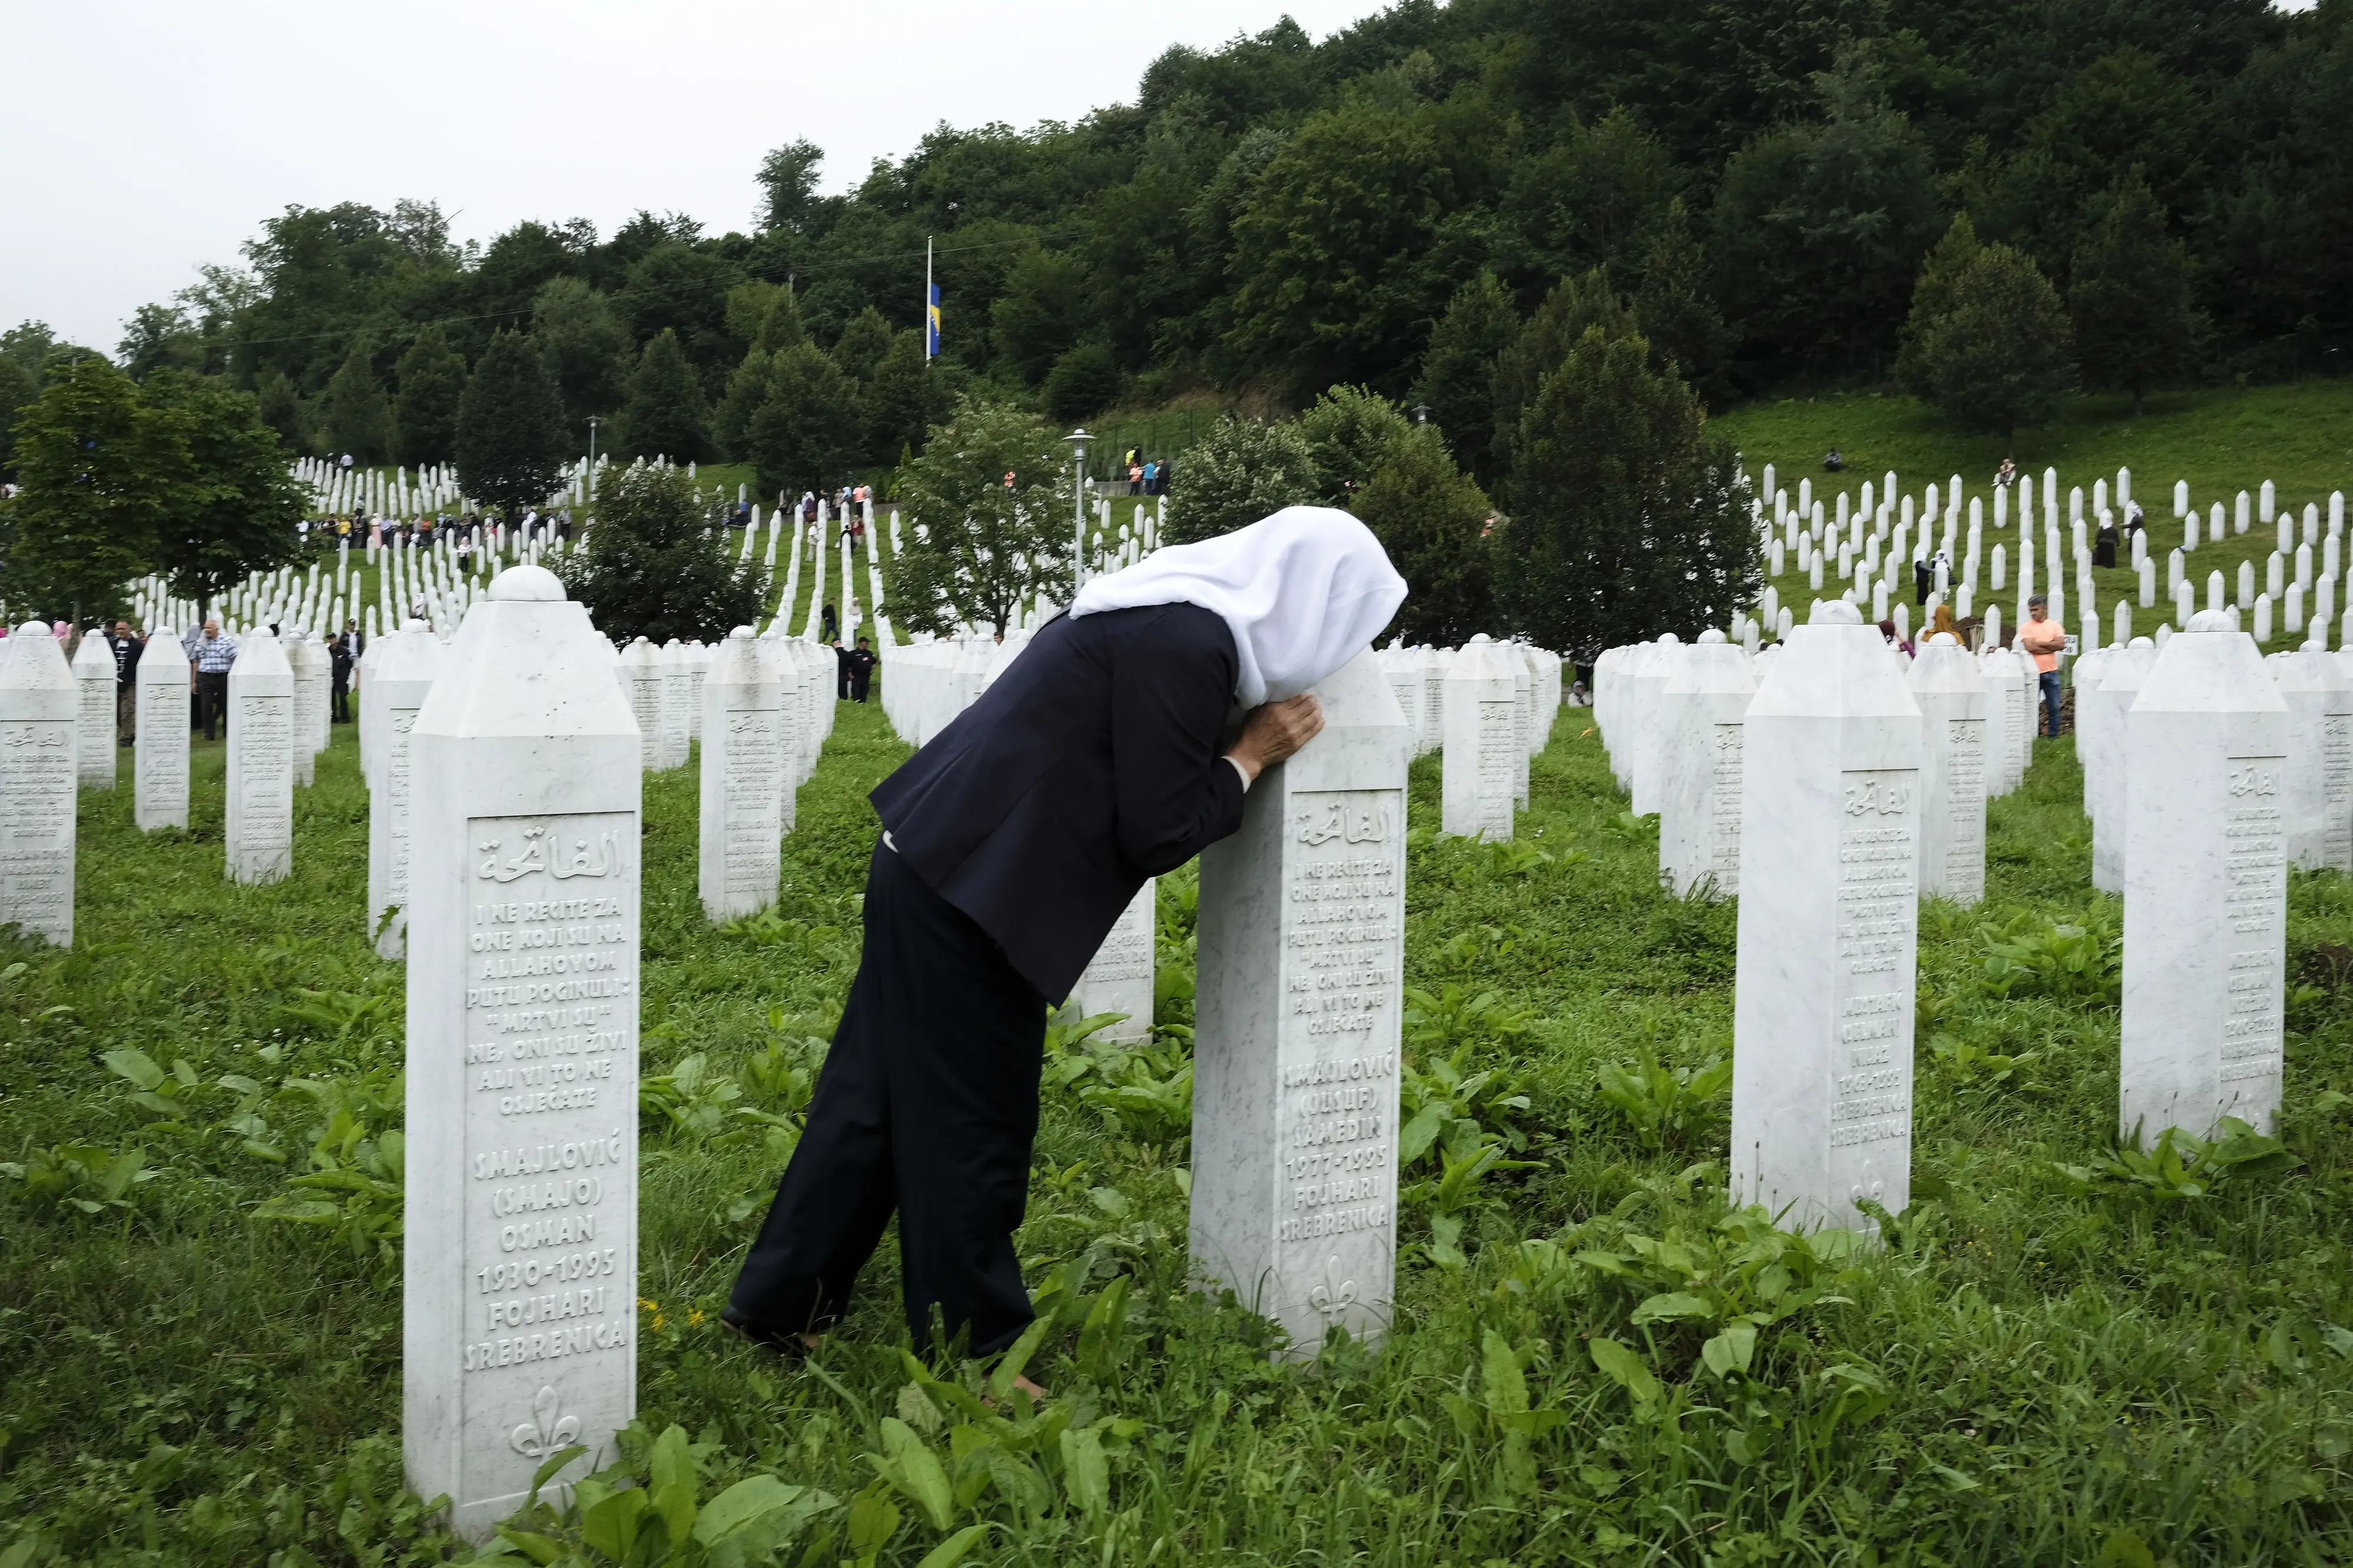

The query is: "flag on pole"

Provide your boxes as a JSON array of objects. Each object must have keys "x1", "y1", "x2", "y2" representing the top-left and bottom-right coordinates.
[{"x1": 926, "y1": 283, "x2": 942, "y2": 361}]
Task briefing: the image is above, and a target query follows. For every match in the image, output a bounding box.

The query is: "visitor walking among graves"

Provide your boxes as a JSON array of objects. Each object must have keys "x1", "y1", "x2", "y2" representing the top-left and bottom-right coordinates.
[
  {"x1": 844, "y1": 634, "x2": 878, "y2": 702},
  {"x1": 724, "y1": 506, "x2": 1405, "y2": 1374},
  {"x1": 2021, "y1": 595, "x2": 2067, "y2": 738},
  {"x1": 188, "y1": 619, "x2": 237, "y2": 741},
  {"x1": 106, "y1": 620, "x2": 142, "y2": 746}
]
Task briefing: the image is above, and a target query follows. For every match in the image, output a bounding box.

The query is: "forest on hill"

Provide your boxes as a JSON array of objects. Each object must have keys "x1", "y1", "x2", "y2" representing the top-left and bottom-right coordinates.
[{"x1": 6, "y1": 0, "x2": 2348, "y2": 482}]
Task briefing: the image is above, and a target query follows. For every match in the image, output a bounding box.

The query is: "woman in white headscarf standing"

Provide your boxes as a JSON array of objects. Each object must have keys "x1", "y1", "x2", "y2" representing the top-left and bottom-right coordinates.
[{"x1": 726, "y1": 506, "x2": 1405, "y2": 1372}]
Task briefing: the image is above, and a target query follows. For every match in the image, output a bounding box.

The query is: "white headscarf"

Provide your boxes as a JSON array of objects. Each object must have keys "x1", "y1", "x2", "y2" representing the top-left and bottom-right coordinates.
[{"x1": 1069, "y1": 505, "x2": 1407, "y2": 707}]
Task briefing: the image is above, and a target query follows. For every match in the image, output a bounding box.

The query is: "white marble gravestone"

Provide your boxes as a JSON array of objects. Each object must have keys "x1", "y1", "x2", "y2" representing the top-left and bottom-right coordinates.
[
  {"x1": 1442, "y1": 636, "x2": 1518, "y2": 841},
  {"x1": 656, "y1": 640, "x2": 692, "y2": 770},
  {"x1": 1732, "y1": 600, "x2": 1922, "y2": 1232},
  {"x1": 2122, "y1": 610, "x2": 2288, "y2": 1140},
  {"x1": 696, "y1": 629, "x2": 781, "y2": 922},
  {"x1": 72, "y1": 632, "x2": 115, "y2": 790},
  {"x1": 1907, "y1": 633, "x2": 1988, "y2": 905},
  {"x1": 618, "y1": 639, "x2": 662, "y2": 770},
  {"x1": 1193, "y1": 649, "x2": 1409, "y2": 1355},
  {"x1": 224, "y1": 630, "x2": 295, "y2": 885},
  {"x1": 1629, "y1": 635, "x2": 1683, "y2": 815},
  {"x1": 369, "y1": 623, "x2": 448, "y2": 958},
  {"x1": 134, "y1": 631, "x2": 190, "y2": 832},
  {"x1": 2089, "y1": 639, "x2": 2158, "y2": 894},
  {"x1": 2269, "y1": 648, "x2": 2353, "y2": 873},
  {"x1": 286, "y1": 634, "x2": 326, "y2": 788},
  {"x1": 404, "y1": 565, "x2": 641, "y2": 1541},
  {"x1": 0, "y1": 628, "x2": 79, "y2": 945},
  {"x1": 1508, "y1": 641, "x2": 1533, "y2": 808},
  {"x1": 1658, "y1": 630, "x2": 1754, "y2": 897},
  {"x1": 1068, "y1": 879, "x2": 1156, "y2": 1043}
]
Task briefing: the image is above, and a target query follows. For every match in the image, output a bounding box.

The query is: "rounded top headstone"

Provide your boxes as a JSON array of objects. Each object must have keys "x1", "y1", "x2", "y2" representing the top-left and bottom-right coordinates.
[
  {"x1": 1811, "y1": 600, "x2": 1863, "y2": 625},
  {"x1": 2129, "y1": 636, "x2": 2155, "y2": 649},
  {"x1": 488, "y1": 565, "x2": 565, "y2": 602},
  {"x1": 403, "y1": 618, "x2": 431, "y2": 633},
  {"x1": 1697, "y1": 628, "x2": 1727, "y2": 644},
  {"x1": 729, "y1": 626, "x2": 755, "y2": 640},
  {"x1": 1467, "y1": 633, "x2": 1491, "y2": 645},
  {"x1": 1928, "y1": 632, "x2": 1958, "y2": 646},
  {"x1": 2187, "y1": 609, "x2": 2237, "y2": 633},
  {"x1": 1658, "y1": 632, "x2": 1682, "y2": 645}
]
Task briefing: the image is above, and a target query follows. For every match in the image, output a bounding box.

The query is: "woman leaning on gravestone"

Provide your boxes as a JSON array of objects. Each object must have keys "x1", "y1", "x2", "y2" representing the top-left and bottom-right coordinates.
[{"x1": 724, "y1": 506, "x2": 1407, "y2": 1380}]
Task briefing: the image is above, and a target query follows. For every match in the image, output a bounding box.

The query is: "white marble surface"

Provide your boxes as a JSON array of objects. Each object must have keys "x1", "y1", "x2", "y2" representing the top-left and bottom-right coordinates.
[
  {"x1": 2269, "y1": 647, "x2": 2353, "y2": 872},
  {"x1": 1508, "y1": 640, "x2": 1533, "y2": 807},
  {"x1": 0, "y1": 627, "x2": 79, "y2": 945},
  {"x1": 2089, "y1": 640, "x2": 2158, "y2": 893},
  {"x1": 405, "y1": 565, "x2": 641, "y2": 1541},
  {"x1": 1442, "y1": 636, "x2": 1518, "y2": 842},
  {"x1": 134, "y1": 632, "x2": 189, "y2": 832},
  {"x1": 2122, "y1": 611, "x2": 2288, "y2": 1140},
  {"x1": 697, "y1": 629, "x2": 782, "y2": 923},
  {"x1": 1068, "y1": 879, "x2": 1156, "y2": 1044},
  {"x1": 286, "y1": 634, "x2": 325, "y2": 788},
  {"x1": 1629, "y1": 636, "x2": 1683, "y2": 815},
  {"x1": 1658, "y1": 632, "x2": 1754, "y2": 897},
  {"x1": 1732, "y1": 601, "x2": 1922, "y2": 1233},
  {"x1": 1194, "y1": 649, "x2": 1408, "y2": 1356},
  {"x1": 1908, "y1": 633, "x2": 1988, "y2": 905},
  {"x1": 618, "y1": 639, "x2": 662, "y2": 771},
  {"x1": 655, "y1": 641, "x2": 692, "y2": 771},
  {"x1": 368, "y1": 623, "x2": 448, "y2": 959},
  {"x1": 72, "y1": 632, "x2": 115, "y2": 790},
  {"x1": 224, "y1": 630, "x2": 294, "y2": 886}
]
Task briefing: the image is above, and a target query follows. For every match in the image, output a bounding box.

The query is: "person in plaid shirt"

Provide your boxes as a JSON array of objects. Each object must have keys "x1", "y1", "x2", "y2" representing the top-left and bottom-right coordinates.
[{"x1": 186, "y1": 619, "x2": 237, "y2": 740}]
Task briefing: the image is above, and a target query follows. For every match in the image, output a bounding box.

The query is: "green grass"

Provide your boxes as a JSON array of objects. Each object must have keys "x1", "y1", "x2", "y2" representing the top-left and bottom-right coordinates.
[
  {"x1": 1718, "y1": 382, "x2": 2353, "y2": 644},
  {"x1": 6, "y1": 702, "x2": 2353, "y2": 1564}
]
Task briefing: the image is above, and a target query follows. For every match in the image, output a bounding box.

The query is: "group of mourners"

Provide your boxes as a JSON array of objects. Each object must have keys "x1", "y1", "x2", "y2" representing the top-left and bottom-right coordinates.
[{"x1": 65, "y1": 619, "x2": 362, "y2": 747}]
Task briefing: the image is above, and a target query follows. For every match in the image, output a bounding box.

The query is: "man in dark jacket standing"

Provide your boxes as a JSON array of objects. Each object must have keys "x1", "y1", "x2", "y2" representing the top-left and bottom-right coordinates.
[
  {"x1": 725, "y1": 508, "x2": 1405, "y2": 1372},
  {"x1": 106, "y1": 620, "x2": 142, "y2": 748}
]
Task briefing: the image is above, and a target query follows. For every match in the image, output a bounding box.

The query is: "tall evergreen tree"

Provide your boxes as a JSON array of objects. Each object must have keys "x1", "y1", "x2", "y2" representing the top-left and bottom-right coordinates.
[
  {"x1": 1411, "y1": 272, "x2": 1519, "y2": 486},
  {"x1": 556, "y1": 463, "x2": 767, "y2": 643},
  {"x1": 1351, "y1": 424, "x2": 1494, "y2": 646},
  {"x1": 714, "y1": 348, "x2": 775, "y2": 460},
  {"x1": 617, "y1": 329, "x2": 710, "y2": 462},
  {"x1": 861, "y1": 329, "x2": 946, "y2": 468},
  {"x1": 831, "y1": 306, "x2": 895, "y2": 381},
  {"x1": 1630, "y1": 199, "x2": 1728, "y2": 400},
  {"x1": 142, "y1": 370, "x2": 306, "y2": 618},
  {"x1": 321, "y1": 341, "x2": 389, "y2": 463},
  {"x1": 2070, "y1": 178, "x2": 2199, "y2": 415},
  {"x1": 1496, "y1": 327, "x2": 1756, "y2": 660},
  {"x1": 393, "y1": 323, "x2": 467, "y2": 466},
  {"x1": 530, "y1": 277, "x2": 630, "y2": 434},
  {"x1": 1903, "y1": 243, "x2": 2076, "y2": 448},
  {"x1": 1491, "y1": 270, "x2": 1639, "y2": 478},
  {"x1": 746, "y1": 342, "x2": 860, "y2": 499},
  {"x1": 455, "y1": 329, "x2": 568, "y2": 517}
]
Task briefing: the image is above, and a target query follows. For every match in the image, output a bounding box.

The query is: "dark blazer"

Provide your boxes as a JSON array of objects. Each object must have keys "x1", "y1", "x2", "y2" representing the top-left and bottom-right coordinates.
[{"x1": 871, "y1": 602, "x2": 1245, "y2": 1001}]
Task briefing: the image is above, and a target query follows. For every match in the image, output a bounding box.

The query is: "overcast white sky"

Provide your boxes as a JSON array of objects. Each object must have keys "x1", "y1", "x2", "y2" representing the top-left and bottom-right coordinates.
[{"x1": 0, "y1": 0, "x2": 1391, "y2": 355}]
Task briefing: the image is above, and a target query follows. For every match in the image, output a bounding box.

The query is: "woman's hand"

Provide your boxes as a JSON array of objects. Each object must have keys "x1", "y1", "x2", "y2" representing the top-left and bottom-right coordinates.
[{"x1": 1224, "y1": 693, "x2": 1325, "y2": 786}]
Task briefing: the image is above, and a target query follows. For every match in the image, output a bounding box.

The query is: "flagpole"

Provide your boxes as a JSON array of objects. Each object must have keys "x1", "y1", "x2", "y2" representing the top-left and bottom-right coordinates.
[{"x1": 924, "y1": 238, "x2": 934, "y2": 364}]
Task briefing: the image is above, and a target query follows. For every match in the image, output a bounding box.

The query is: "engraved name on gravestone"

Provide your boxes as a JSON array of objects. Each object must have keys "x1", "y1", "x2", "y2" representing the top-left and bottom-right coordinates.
[
  {"x1": 406, "y1": 567, "x2": 641, "y2": 1542},
  {"x1": 698, "y1": 629, "x2": 781, "y2": 923},
  {"x1": 1441, "y1": 636, "x2": 1516, "y2": 842},
  {"x1": 1907, "y1": 633, "x2": 1988, "y2": 906},
  {"x1": 369, "y1": 625, "x2": 447, "y2": 959},
  {"x1": 134, "y1": 631, "x2": 190, "y2": 832},
  {"x1": 1068, "y1": 880, "x2": 1156, "y2": 1044},
  {"x1": 225, "y1": 630, "x2": 294, "y2": 885},
  {"x1": 1194, "y1": 651, "x2": 1408, "y2": 1355},
  {"x1": 0, "y1": 627, "x2": 79, "y2": 946},
  {"x1": 1658, "y1": 631, "x2": 1753, "y2": 897},
  {"x1": 72, "y1": 632, "x2": 115, "y2": 789}
]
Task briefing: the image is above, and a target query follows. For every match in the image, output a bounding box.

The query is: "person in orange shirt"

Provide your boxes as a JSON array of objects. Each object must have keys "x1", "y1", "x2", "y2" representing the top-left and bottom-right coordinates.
[{"x1": 2019, "y1": 593, "x2": 2068, "y2": 738}]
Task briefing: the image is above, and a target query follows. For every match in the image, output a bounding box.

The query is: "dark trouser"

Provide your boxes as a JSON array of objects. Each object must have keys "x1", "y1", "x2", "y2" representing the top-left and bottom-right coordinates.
[
  {"x1": 2039, "y1": 670, "x2": 2063, "y2": 738},
  {"x1": 332, "y1": 677, "x2": 351, "y2": 722},
  {"x1": 729, "y1": 840, "x2": 1046, "y2": 1355},
  {"x1": 849, "y1": 675, "x2": 871, "y2": 704},
  {"x1": 116, "y1": 685, "x2": 135, "y2": 746},
  {"x1": 197, "y1": 672, "x2": 229, "y2": 740}
]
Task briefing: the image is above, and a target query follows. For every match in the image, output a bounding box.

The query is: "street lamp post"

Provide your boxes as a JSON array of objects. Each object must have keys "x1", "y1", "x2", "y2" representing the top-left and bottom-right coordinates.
[
  {"x1": 586, "y1": 416, "x2": 601, "y2": 500},
  {"x1": 1065, "y1": 428, "x2": 1092, "y2": 591}
]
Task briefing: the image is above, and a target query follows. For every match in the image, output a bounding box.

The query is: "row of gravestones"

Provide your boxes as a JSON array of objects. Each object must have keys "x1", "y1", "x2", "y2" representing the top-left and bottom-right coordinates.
[
  {"x1": 1595, "y1": 602, "x2": 2292, "y2": 1232},
  {"x1": 0, "y1": 622, "x2": 343, "y2": 949}
]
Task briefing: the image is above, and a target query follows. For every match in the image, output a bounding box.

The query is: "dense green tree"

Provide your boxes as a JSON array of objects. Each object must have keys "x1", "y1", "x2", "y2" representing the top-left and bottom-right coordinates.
[
  {"x1": 991, "y1": 248, "x2": 1092, "y2": 384},
  {"x1": 714, "y1": 349, "x2": 774, "y2": 461},
  {"x1": 1892, "y1": 215, "x2": 1981, "y2": 392},
  {"x1": 2069, "y1": 179, "x2": 2199, "y2": 415},
  {"x1": 118, "y1": 303, "x2": 205, "y2": 380},
  {"x1": 556, "y1": 463, "x2": 768, "y2": 644},
  {"x1": 1043, "y1": 343, "x2": 1122, "y2": 425},
  {"x1": 531, "y1": 277, "x2": 630, "y2": 433},
  {"x1": 1496, "y1": 328, "x2": 1757, "y2": 660},
  {"x1": 621, "y1": 243, "x2": 745, "y2": 386},
  {"x1": 456, "y1": 330, "x2": 569, "y2": 517},
  {"x1": 1297, "y1": 385, "x2": 1412, "y2": 506},
  {"x1": 252, "y1": 371, "x2": 306, "y2": 448},
  {"x1": 862, "y1": 330, "x2": 948, "y2": 468},
  {"x1": 1496, "y1": 106, "x2": 1682, "y2": 284},
  {"x1": 1165, "y1": 415, "x2": 1319, "y2": 545},
  {"x1": 1410, "y1": 272, "x2": 1519, "y2": 486},
  {"x1": 0, "y1": 354, "x2": 36, "y2": 481},
  {"x1": 616, "y1": 330, "x2": 710, "y2": 463},
  {"x1": 725, "y1": 281, "x2": 805, "y2": 356},
  {"x1": 1901, "y1": 243, "x2": 2077, "y2": 447},
  {"x1": 755, "y1": 139, "x2": 828, "y2": 233},
  {"x1": 886, "y1": 398, "x2": 1072, "y2": 636},
  {"x1": 321, "y1": 341, "x2": 390, "y2": 463},
  {"x1": 141, "y1": 371, "x2": 307, "y2": 618},
  {"x1": 1629, "y1": 199, "x2": 1728, "y2": 399},
  {"x1": 746, "y1": 343, "x2": 859, "y2": 498},
  {"x1": 1492, "y1": 271, "x2": 1638, "y2": 477},
  {"x1": 1, "y1": 356, "x2": 168, "y2": 624},
  {"x1": 832, "y1": 308, "x2": 895, "y2": 381},
  {"x1": 392, "y1": 324, "x2": 468, "y2": 466},
  {"x1": 1351, "y1": 425, "x2": 1494, "y2": 645},
  {"x1": 1225, "y1": 101, "x2": 1458, "y2": 397}
]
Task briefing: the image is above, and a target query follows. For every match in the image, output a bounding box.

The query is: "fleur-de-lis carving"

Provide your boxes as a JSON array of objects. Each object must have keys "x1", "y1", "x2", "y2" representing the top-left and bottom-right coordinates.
[
  {"x1": 1307, "y1": 1256, "x2": 1357, "y2": 1319},
  {"x1": 509, "y1": 1384, "x2": 582, "y2": 1458}
]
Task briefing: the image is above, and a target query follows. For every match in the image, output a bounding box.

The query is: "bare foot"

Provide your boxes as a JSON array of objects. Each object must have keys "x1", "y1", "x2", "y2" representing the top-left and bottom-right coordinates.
[
  {"x1": 1011, "y1": 1373, "x2": 1047, "y2": 1401},
  {"x1": 799, "y1": 1332, "x2": 822, "y2": 1352}
]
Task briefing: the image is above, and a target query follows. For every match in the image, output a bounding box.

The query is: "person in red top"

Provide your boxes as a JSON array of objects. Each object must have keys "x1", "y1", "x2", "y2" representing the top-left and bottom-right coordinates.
[{"x1": 2019, "y1": 594, "x2": 2068, "y2": 738}]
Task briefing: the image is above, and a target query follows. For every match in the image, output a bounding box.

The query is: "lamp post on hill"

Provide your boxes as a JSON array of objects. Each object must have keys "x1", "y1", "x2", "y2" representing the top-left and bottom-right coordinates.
[{"x1": 1065, "y1": 428, "x2": 1091, "y2": 590}]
